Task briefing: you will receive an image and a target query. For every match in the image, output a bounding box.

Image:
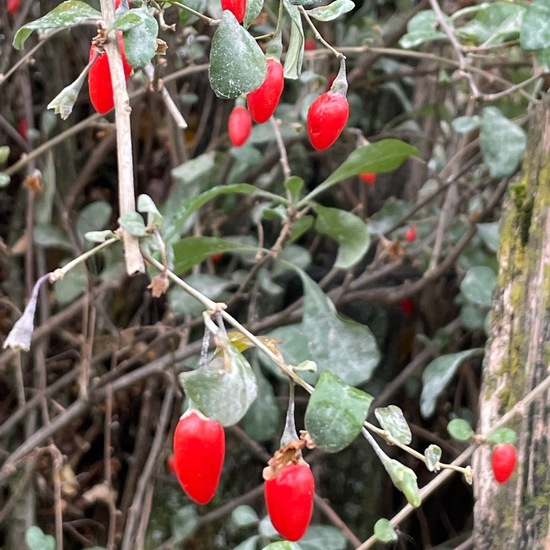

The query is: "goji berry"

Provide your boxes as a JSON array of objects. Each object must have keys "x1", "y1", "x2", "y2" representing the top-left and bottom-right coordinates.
[
  {"x1": 360, "y1": 172, "x2": 377, "y2": 184},
  {"x1": 173, "y1": 411, "x2": 225, "y2": 504},
  {"x1": 88, "y1": 33, "x2": 132, "y2": 115},
  {"x1": 404, "y1": 224, "x2": 417, "y2": 243},
  {"x1": 247, "y1": 58, "x2": 285, "y2": 124},
  {"x1": 304, "y1": 39, "x2": 317, "y2": 51},
  {"x1": 7, "y1": 0, "x2": 20, "y2": 14},
  {"x1": 221, "y1": 0, "x2": 246, "y2": 23},
  {"x1": 491, "y1": 443, "x2": 517, "y2": 484},
  {"x1": 265, "y1": 461, "x2": 315, "y2": 541},
  {"x1": 228, "y1": 105, "x2": 252, "y2": 147},
  {"x1": 307, "y1": 91, "x2": 349, "y2": 150}
]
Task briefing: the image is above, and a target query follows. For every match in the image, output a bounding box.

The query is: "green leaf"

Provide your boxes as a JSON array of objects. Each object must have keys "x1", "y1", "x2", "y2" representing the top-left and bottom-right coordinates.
[
  {"x1": 0, "y1": 146, "x2": 10, "y2": 164},
  {"x1": 209, "y1": 11, "x2": 267, "y2": 98},
  {"x1": 179, "y1": 341, "x2": 258, "y2": 426},
  {"x1": 171, "y1": 505, "x2": 199, "y2": 542},
  {"x1": 373, "y1": 519, "x2": 398, "y2": 543},
  {"x1": 285, "y1": 176, "x2": 305, "y2": 201},
  {"x1": 477, "y1": 222, "x2": 500, "y2": 253},
  {"x1": 480, "y1": 107, "x2": 526, "y2": 178},
  {"x1": 399, "y1": 10, "x2": 448, "y2": 49},
  {"x1": 231, "y1": 505, "x2": 259, "y2": 529},
  {"x1": 14, "y1": 1, "x2": 101, "y2": 50},
  {"x1": 0, "y1": 173, "x2": 10, "y2": 188},
  {"x1": 25, "y1": 527, "x2": 56, "y2": 550},
  {"x1": 305, "y1": 0, "x2": 355, "y2": 21},
  {"x1": 457, "y1": 2, "x2": 526, "y2": 45},
  {"x1": 54, "y1": 261, "x2": 87, "y2": 305},
  {"x1": 123, "y1": 7, "x2": 159, "y2": 69},
  {"x1": 178, "y1": 0, "x2": 208, "y2": 25},
  {"x1": 420, "y1": 349, "x2": 484, "y2": 417},
  {"x1": 452, "y1": 115, "x2": 480, "y2": 134},
  {"x1": 169, "y1": 274, "x2": 230, "y2": 317},
  {"x1": 261, "y1": 543, "x2": 303, "y2": 550},
  {"x1": 164, "y1": 182, "x2": 256, "y2": 243},
  {"x1": 374, "y1": 405, "x2": 412, "y2": 445},
  {"x1": 519, "y1": 0, "x2": 550, "y2": 50},
  {"x1": 283, "y1": 0, "x2": 305, "y2": 79},
  {"x1": 235, "y1": 537, "x2": 261, "y2": 550},
  {"x1": 309, "y1": 140, "x2": 418, "y2": 200},
  {"x1": 460, "y1": 265, "x2": 497, "y2": 307},
  {"x1": 384, "y1": 459, "x2": 421, "y2": 507},
  {"x1": 111, "y1": 10, "x2": 145, "y2": 31},
  {"x1": 305, "y1": 371, "x2": 373, "y2": 453},
  {"x1": 172, "y1": 236, "x2": 258, "y2": 274},
  {"x1": 447, "y1": 418, "x2": 475, "y2": 441},
  {"x1": 34, "y1": 223, "x2": 72, "y2": 250},
  {"x1": 47, "y1": 68, "x2": 89, "y2": 120},
  {"x1": 137, "y1": 193, "x2": 163, "y2": 229},
  {"x1": 314, "y1": 205, "x2": 370, "y2": 269},
  {"x1": 244, "y1": 0, "x2": 264, "y2": 28},
  {"x1": 298, "y1": 525, "x2": 347, "y2": 550},
  {"x1": 368, "y1": 199, "x2": 411, "y2": 235},
  {"x1": 240, "y1": 364, "x2": 279, "y2": 442},
  {"x1": 264, "y1": 270, "x2": 381, "y2": 386},
  {"x1": 487, "y1": 427, "x2": 517, "y2": 445},
  {"x1": 424, "y1": 444, "x2": 442, "y2": 471},
  {"x1": 85, "y1": 230, "x2": 118, "y2": 243},
  {"x1": 76, "y1": 201, "x2": 112, "y2": 239},
  {"x1": 118, "y1": 211, "x2": 147, "y2": 237}
]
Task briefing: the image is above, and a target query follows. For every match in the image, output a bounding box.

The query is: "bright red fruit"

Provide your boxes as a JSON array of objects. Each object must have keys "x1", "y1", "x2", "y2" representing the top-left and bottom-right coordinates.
[
  {"x1": 7, "y1": 0, "x2": 20, "y2": 14},
  {"x1": 304, "y1": 39, "x2": 317, "y2": 51},
  {"x1": 173, "y1": 411, "x2": 225, "y2": 505},
  {"x1": 221, "y1": 0, "x2": 246, "y2": 23},
  {"x1": 228, "y1": 105, "x2": 252, "y2": 147},
  {"x1": 265, "y1": 462, "x2": 315, "y2": 541},
  {"x1": 247, "y1": 58, "x2": 285, "y2": 124},
  {"x1": 404, "y1": 224, "x2": 417, "y2": 243},
  {"x1": 307, "y1": 91, "x2": 349, "y2": 151},
  {"x1": 491, "y1": 443, "x2": 517, "y2": 483},
  {"x1": 360, "y1": 172, "x2": 377, "y2": 184},
  {"x1": 88, "y1": 33, "x2": 132, "y2": 115}
]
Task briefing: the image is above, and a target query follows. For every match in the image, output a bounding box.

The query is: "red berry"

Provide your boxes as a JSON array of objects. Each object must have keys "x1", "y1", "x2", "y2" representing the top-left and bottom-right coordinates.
[
  {"x1": 404, "y1": 224, "x2": 417, "y2": 243},
  {"x1": 7, "y1": 0, "x2": 20, "y2": 14},
  {"x1": 88, "y1": 33, "x2": 132, "y2": 115},
  {"x1": 399, "y1": 298, "x2": 415, "y2": 315},
  {"x1": 17, "y1": 118, "x2": 28, "y2": 140},
  {"x1": 221, "y1": 0, "x2": 246, "y2": 23},
  {"x1": 360, "y1": 172, "x2": 377, "y2": 184},
  {"x1": 265, "y1": 462, "x2": 315, "y2": 541},
  {"x1": 211, "y1": 252, "x2": 224, "y2": 263},
  {"x1": 228, "y1": 105, "x2": 252, "y2": 147},
  {"x1": 491, "y1": 443, "x2": 517, "y2": 483},
  {"x1": 304, "y1": 39, "x2": 317, "y2": 51},
  {"x1": 173, "y1": 411, "x2": 225, "y2": 505},
  {"x1": 307, "y1": 91, "x2": 349, "y2": 151},
  {"x1": 247, "y1": 58, "x2": 285, "y2": 124}
]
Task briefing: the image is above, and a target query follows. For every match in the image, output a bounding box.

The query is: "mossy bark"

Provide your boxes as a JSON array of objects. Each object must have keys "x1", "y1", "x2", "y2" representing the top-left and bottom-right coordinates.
[{"x1": 473, "y1": 101, "x2": 550, "y2": 548}]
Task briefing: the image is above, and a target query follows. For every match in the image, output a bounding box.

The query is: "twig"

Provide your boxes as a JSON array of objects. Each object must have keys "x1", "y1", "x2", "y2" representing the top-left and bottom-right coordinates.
[{"x1": 100, "y1": 0, "x2": 144, "y2": 276}]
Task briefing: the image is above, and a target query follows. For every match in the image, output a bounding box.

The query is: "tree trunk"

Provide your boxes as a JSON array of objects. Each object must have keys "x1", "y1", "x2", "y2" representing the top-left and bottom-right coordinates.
[{"x1": 474, "y1": 100, "x2": 550, "y2": 548}]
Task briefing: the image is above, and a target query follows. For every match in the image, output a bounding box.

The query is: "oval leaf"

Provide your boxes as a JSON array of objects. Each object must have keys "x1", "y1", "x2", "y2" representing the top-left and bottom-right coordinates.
[
  {"x1": 374, "y1": 405, "x2": 412, "y2": 445},
  {"x1": 460, "y1": 265, "x2": 497, "y2": 307},
  {"x1": 263, "y1": 269, "x2": 381, "y2": 386},
  {"x1": 447, "y1": 418, "x2": 475, "y2": 441},
  {"x1": 283, "y1": 1, "x2": 305, "y2": 79},
  {"x1": 487, "y1": 427, "x2": 518, "y2": 445},
  {"x1": 521, "y1": 0, "x2": 550, "y2": 50},
  {"x1": 123, "y1": 7, "x2": 159, "y2": 69},
  {"x1": 374, "y1": 519, "x2": 398, "y2": 543},
  {"x1": 424, "y1": 444, "x2": 442, "y2": 472},
  {"x1": 480, "y1": 107, "x2": 526, "y2": 178},
  {"x1": 179, "y1": 341, "x2": 258, "y2": 426},
  {"x1": 399, "y1": 10, "x2": 448, "y2": 49},
  {"x1": 14, "y1": 0, "x2": 101, "y2": 50},
  {"x1": 385, "y1": 459, "x2": 421, "y2": 507},
  {"x1": 314, "y1": 205, "x2": 371, "y2": 269},
  {"x1": 420, "y1": 349, "x2": 484, "y2": 418},
  {"x1": 208, "y1": 11, "x2": 267, "y2": 98},
  {"x1": 305, "y1": 371, "x2": 373, "y2": 453},
  {"x1": 306, "y1": 0, "x2": 355, "y2": 22}
]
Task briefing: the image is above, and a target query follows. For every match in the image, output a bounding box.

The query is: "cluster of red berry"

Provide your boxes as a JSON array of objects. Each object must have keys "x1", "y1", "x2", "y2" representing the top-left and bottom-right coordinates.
[{"x1": 171, "y1": 410, "x2": 315, "y2": 542}]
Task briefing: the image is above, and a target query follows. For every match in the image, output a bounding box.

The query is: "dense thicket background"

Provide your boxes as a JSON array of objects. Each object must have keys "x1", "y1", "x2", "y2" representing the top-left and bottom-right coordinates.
[{"x1": 0, "y1": 0, "x2": 542, "y2": 548}]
